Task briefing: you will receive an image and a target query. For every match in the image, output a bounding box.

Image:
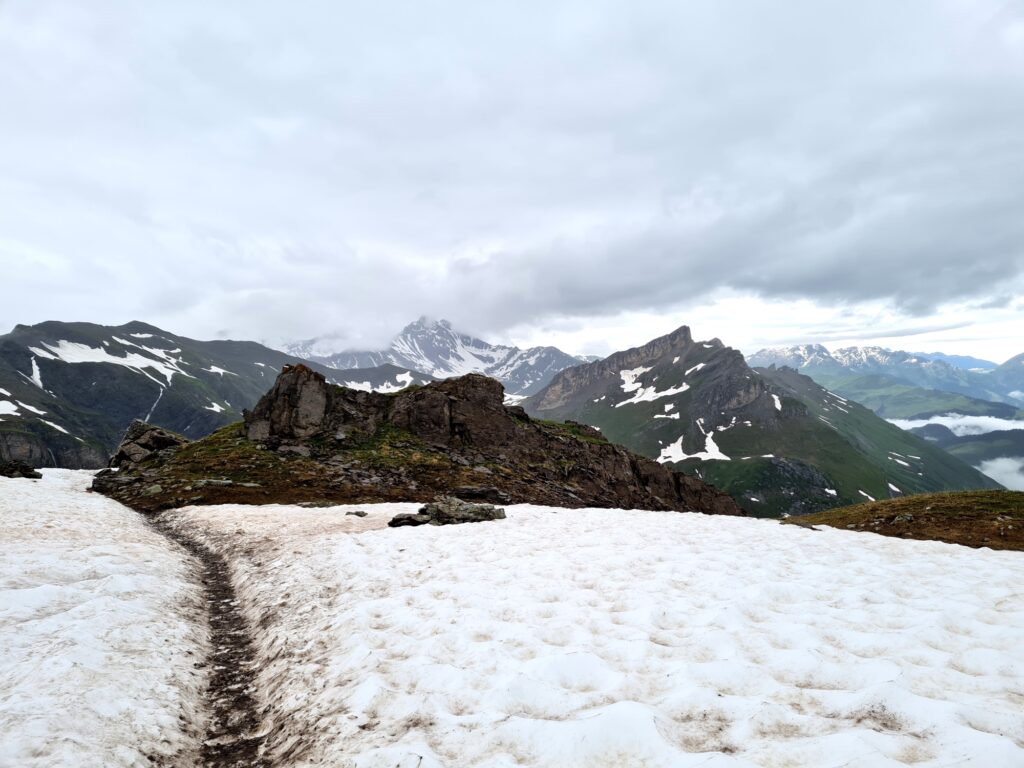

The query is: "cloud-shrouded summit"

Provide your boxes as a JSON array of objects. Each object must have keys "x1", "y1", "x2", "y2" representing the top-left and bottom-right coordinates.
[{"x1": 1, "y1": 0, "x2": 1022, "y2": 357}]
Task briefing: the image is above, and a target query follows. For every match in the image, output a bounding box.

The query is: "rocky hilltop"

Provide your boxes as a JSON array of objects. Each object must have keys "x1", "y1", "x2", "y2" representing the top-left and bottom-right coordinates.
[
  {"x1": 525, "y1": 325, "x2": 1000, "y2": 517},
  {"x1": 93, "y1": 365, "x2": 744, "y2": 516}
]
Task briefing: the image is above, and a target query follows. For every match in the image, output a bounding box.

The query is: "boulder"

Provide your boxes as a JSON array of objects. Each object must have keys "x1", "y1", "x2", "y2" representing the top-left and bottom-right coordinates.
[
  {"x1": 388, "y1": 496, "x2": 507, "y2": 527},
  {"x1": 0, "y1": 460, "x2": 42, "y2": 479},
  {"x1": 108, "y1": 420, "x2": 189, "y2": 469},
  {"x1": 244, "y1": 364, "x2": 331, "y2": 441}
]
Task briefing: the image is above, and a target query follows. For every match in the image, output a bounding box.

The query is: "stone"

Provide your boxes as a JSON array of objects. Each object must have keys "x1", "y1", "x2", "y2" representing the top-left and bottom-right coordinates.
[
  {"x1": 108, "y1": 420, "x2": 189, "y2": 470},
  {"x1": 346, "y1": 510, "x2": 368, "y2": 517},
  {"x1": 0, "y1": 460, "x2": 42, "y2": 479},
  {"x1": 388, "y1": 496, "x2": 506, "y2": 527}
]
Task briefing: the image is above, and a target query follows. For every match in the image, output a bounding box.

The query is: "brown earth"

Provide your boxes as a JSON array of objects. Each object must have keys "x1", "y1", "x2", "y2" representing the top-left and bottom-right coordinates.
[{"x1": 784, "y1": 490, "x2": 1024, "y2": 550}]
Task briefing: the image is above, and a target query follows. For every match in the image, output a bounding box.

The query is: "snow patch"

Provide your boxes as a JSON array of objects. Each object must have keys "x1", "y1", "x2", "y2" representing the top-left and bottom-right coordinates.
[
  {"x1": 39, "y1": 419, "x2": 70, "y2": 434},
  {"x1": 29, "y1": 340, "x2": 193, "y2": 385},
  {"x1": 858, "y1": 490, "x2": 876, "y2": 501},
  {"x1": 615, "y1": 367, "x2": 690, "y2": 407},
  {"x1": 771, "y1": 394, "x2": 782, "y2": 411},
  {"x1": 0, "y1": 470, "x2": 207, "y2": 766},
  {"x1": 204, "y1": 401, "x2": 225, "y2": 413},
  {"x1": 165, "y1": 501, "x2": 1024, "y2": 767},
  {"x1": 658, "y1": 419, "x2": 730, "y2": 463},
  {"x1": 202, "y1": 365, "x2": 236, "y2": 377}
]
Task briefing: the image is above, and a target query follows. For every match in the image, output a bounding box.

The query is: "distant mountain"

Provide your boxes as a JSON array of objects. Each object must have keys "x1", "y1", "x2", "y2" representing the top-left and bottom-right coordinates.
[
  {"x1": 284, "y1": 317, "x2": 588, "y2": 395},
  {"x1": 912, "y1": 352, "x2": 998, "y2": 371},
  {"x1": 526, "y1": 326, "x2": 1000, "y2": 517},
  {"x1": 749, "y1": 344, "x2": 1023, "y2": 405},
  {"x1": 0, "y1": 321, "x2": 426, "y2": 468}
]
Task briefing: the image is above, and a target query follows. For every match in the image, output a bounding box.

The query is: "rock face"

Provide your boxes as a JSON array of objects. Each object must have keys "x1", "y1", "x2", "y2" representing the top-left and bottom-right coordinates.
[
  {"x1": 108, "y1": 420, "x2": 190, "y2": 469},
  {"x1": 93, "y1": 365, "x2": 744, "y2": 515},
  {"x1": 388, "y1": 497, "x2": 507, "y2": 527},
  {"x1": 232, "y1": 365, "x2": 743, "y2": 515},
  {"x1": 0, "y1": 459, "x2": 42, "y2": 479}
]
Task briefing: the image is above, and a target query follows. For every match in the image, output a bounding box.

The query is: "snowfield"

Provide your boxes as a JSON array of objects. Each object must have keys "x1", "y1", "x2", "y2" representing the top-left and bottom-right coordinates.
[
  {"x1": 0, "y1": 471, "x2": 207, "y2": 767},
  {"x1": 165, "y1": 502, "x2": 1024, "y2": 767}
]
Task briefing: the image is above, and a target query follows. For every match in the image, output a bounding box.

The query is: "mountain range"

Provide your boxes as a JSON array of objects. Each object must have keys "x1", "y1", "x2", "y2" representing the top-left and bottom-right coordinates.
[
  {"x1": 283, "y1": 317, "x2": 591, "y2": 396},
  {"x1": 525, "y1": 327, "x2": 1001, "y2": 516},
  {"x1": 748, "y1": 344, "x2": 1024, "y2": 407},
  {"x1": 2, "y1": 317, "x2": 1012, "y2": 512},
  {"x1": 748, "y1": 343, "x2": 1024, "y2": 490},
  {"x1": 0, "y1": 321, "x2": 431, "y2": 468}
]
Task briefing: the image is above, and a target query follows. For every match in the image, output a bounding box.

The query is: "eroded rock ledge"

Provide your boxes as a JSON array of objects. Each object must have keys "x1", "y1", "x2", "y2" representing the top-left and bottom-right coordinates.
[{"x1": 94, "y1": 365, "x2": 743, "y2": 516}]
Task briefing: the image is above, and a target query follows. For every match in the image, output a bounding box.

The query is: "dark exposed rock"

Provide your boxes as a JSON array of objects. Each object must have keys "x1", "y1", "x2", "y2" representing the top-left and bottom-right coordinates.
[
  {"x1": 0, "y1": 459, "x2": 42, "y2": 479},
  {"x1": 96, "y1": 365, "x2": 744, "y2": 516},
  {"x1": 108, "y1": 420, "x2": 190, "y2": 469},
  {"x1": 389, "y1": 497, "x2": 507, "y2": 527},
  {"x1": 346, "y1": 510, "x2": 368, "y2": 517}
]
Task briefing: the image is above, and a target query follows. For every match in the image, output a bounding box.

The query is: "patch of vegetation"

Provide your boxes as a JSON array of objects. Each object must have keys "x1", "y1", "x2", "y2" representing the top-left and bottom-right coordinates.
[
  {"x1": 532, "y1": 418, "x2": 610, "y2": 445},
  {"x1": 342, "y1": 424, "x2": 451, "y2": 468},
  {"x1": 784, "y1": 490, "x2": 1024, "y2": 550}
]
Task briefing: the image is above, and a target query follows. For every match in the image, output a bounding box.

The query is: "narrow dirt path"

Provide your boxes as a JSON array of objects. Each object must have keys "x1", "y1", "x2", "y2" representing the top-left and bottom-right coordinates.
[{"x1": 154, "y1": 520, "x2": 270, "y2": 768}]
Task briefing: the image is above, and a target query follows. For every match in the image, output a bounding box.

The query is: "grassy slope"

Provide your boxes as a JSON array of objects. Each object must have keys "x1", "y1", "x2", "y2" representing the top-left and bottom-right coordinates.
[
  {"x1": 805, "y1": 372, "x2": 1024, "y2": 420},
  {"x1": 758, "y1": 367, "x2": 1001, "y2": 493},
  {"x1": 939, "y1": 431, "x2": 1024, "y2": 465},
  {"x1": 784, "y1": 490, "x2": 1024, "y2": 551}
]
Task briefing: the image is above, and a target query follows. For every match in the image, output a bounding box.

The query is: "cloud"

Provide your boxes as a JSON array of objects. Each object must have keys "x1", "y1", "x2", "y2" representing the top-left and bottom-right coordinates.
[
  {"x1": 888, "y1": 414, "x2": 1024, "y2": 437},
  {"x1": 0, "y1": 0, "x2": 1022, "y2": 351},
  {"x1": 976, "y1": 457, "x2": 1024, "y2": 491}
]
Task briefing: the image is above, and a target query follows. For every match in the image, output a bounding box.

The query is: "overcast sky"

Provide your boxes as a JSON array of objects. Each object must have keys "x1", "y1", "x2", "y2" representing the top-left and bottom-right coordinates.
[{"x1": 1, "y1": 0, "x2": 1022, "y2": 361}]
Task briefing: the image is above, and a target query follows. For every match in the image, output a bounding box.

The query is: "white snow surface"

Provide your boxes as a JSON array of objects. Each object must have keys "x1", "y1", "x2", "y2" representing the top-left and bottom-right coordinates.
[
  {"x1": 771, "y1": 394, "x2": 782, "y2": 412},
  {"x1": 616, "y1": 367, "x2": 690, "y2": 408},
  {"x1": 0, "y1": 470, "x2": 207, "y2": 766},
  {"x1": 344, "y1": 371, "x2": 417, "y2": 394},
  {"x1": 202, "y1": 365, "x2": 236, "y2": 376},
  {"x1": 164, "y1": 502, "x2": 1024, "y2": 767},
  {"x1": 28, "y1": 339, "x2": 194, "y2": 385}
]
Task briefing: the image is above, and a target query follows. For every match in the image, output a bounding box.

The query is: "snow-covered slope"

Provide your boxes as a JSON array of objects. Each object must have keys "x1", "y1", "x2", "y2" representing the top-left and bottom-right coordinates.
[
  {"x1": 0, "y1": 470, "x2": 207, "y2": 766},
  {"x1": 166, "y1": 501, "x2": 1024, "y2": 767},
  {"x1": 285, "y1": 318, "x2": 588, "y2": 395}
]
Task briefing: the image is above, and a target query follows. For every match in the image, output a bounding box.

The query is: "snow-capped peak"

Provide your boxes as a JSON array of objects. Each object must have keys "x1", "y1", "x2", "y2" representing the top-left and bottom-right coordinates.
[{"x1": 285, "y1": 319, "x2": 590, "y2": 396}]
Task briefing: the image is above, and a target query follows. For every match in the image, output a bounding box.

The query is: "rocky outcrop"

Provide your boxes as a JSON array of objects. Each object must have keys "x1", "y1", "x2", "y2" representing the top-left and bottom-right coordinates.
[
  {"x1": 388, "y1": 497, "x2": 507, "y2": 527},
  {"x1": 93, "y1": 366, "x2": 744, "y2": 516},
  {"x1": 108, "y1": 420, "x2": 190, "y2": 469},
  {"x1": 0, "y1": 459, "x2": 42, "y2": 479}
]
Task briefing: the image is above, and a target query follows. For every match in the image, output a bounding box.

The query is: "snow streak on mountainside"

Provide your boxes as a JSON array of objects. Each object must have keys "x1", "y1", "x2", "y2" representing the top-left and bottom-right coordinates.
[
  {"x1": 166, "y1": 500, "x2": 1024, "y2": 767},
  {"x1": 284, "y1": 317, "x2": 589, "y2": 395},
  {"x1": 0, "y1": 470, "x2": 207, "y2": 766}
]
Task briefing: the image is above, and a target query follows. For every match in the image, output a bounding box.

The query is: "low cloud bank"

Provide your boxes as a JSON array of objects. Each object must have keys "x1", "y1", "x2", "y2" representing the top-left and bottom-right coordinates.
[
  {"x1": 976, "y1": 457, "x2": 1024, "y2": 491},
  {"x1": 889, "y1": 413, "x2": 1024, "y2": 437}
]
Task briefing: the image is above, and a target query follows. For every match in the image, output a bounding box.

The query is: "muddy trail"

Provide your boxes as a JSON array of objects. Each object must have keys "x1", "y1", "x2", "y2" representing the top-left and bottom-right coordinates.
[{"x1": 154, "y1": 520, "x2": 270, "y2": 768}]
